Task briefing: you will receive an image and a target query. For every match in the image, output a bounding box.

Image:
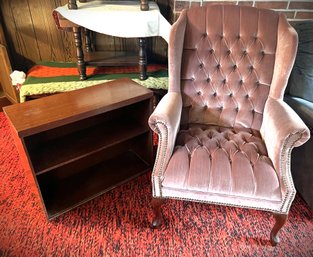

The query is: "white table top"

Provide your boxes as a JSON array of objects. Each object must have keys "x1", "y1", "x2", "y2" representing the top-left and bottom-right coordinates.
[{"x1": 55, "y1": 1, "x2": 171, "y2": 42}]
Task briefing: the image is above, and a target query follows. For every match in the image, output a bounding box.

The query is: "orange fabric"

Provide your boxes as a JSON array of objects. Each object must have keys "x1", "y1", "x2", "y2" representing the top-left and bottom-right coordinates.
[
  {"x1": 27, "y1": 66, "x2": 96, "y2": 77},
  {"x1": 27, "y1": 64, "x2": 167, "y2": 78}
]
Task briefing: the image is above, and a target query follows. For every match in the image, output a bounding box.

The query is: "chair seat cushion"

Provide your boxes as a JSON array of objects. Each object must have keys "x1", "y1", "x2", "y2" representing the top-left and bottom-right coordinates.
[{"x1": 162, "y1": 124, "x2": 281, "y2": 202}]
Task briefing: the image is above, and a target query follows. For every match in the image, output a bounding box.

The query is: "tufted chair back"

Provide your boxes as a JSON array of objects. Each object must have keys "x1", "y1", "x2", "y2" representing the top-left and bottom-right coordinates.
[
  {"x1": 171, "y1": 5, "x2": 281, "y2": 130},
  {"x1": 149, "y1": 4, "x2": 310, "y2": 246}
]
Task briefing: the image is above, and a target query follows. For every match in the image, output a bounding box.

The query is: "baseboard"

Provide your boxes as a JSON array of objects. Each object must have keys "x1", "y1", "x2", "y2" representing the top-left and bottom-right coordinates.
[{"x1": 0, "y1": 96, "x2": 12, "y2": 111}]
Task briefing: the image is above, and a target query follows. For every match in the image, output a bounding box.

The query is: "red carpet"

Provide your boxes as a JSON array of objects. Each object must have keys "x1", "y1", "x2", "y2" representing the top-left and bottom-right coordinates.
[{"x1": 0, "y1": 112, "x2": 313, "y2": 256}]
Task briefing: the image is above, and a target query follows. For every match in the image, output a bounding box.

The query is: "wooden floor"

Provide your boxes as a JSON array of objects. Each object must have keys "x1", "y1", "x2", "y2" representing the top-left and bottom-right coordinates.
[{"x1": 0, "y1": 97, "x2": 12, "y2": 111}]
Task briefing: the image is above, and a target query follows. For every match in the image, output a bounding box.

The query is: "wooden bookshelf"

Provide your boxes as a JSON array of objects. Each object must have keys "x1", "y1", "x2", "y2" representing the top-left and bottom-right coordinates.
[{"x1": 4, "y1": 78, "x2": 153, "y2": 220}]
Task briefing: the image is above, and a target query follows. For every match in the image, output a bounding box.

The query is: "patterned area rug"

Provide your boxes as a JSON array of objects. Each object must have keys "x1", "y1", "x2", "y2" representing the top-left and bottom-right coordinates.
[{"x1": 0, "y1": 112, "x2": 313, "y2": 256}]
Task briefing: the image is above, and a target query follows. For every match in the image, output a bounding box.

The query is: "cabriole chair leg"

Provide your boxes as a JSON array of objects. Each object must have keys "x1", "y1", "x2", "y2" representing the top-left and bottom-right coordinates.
[
  {"x1": 151, "y1": 198, "x2": 163, "y2": 228},
  {"x1": 270, "y1": 213, "x2": 287, "y2": 246}
]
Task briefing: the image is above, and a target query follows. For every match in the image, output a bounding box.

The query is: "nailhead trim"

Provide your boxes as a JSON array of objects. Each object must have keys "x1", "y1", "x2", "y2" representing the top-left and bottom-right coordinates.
[
  {"x1": 279, "y1": 132, "x2": 303, "y2": 213},
  {"x1": 151, "y1": 121, "x2": 169, "y2": 198}
]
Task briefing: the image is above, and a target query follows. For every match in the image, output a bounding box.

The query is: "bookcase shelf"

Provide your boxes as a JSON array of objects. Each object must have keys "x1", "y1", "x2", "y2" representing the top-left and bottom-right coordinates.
[
  {"x1": 26, "y1": 116, "x2": 149, "y2": 175},
  {"x1": 38, "y1": 149, "x2": 149, "y2": 219}
]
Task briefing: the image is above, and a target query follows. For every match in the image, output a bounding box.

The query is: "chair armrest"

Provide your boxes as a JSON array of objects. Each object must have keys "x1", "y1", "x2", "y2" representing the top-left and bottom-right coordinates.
[
  {"x1": 148, "y1": 92, "x2": 182, "y2": 197},
  {"x1": 260, "y1": 97, "x2": 310, "y2": 212}
]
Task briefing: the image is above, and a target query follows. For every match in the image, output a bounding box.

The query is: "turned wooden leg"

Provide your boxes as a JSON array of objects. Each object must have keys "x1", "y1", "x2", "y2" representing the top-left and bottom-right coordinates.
[
  {"x1": 139, "y1": 38, "x2": 147, "y2": 81},
  {"x1": 84, "y1": 28, "x2": 94, "y2": 52},
  {"x1": 140, "y1": 0, "x2": 149, "y2": 11},
  {"x1": 68, "y1": 0, "x2": 77, "y2": 9},
  {"x1": 73, "y1": 27, "x2": 86, "y2": 80},
  {"x1": 270, "y1": 213, "x2": 287, "y2": 246},
  {"x1": 151, "y1": 198, "x2": 163, "y2": 228}
]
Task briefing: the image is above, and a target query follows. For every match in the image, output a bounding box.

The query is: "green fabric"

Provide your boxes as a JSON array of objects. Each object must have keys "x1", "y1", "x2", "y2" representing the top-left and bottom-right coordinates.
[
  {"x1": 21, "y1": 69, "x2": 168, "y2": 102},
  {"x1": 24, "y1": 70, "x2": 168, "y2": 84}
]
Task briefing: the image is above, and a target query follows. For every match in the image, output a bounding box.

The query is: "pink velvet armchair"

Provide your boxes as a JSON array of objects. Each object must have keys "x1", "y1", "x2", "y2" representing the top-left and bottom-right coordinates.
[{"x1": 148, "y1": 5, "x2": 310, "y2": 245}]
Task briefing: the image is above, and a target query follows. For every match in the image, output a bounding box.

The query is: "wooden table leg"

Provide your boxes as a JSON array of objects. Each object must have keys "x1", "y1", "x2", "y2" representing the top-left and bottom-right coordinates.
[
  {"x1": 140, "y1": 0, "x2": 149, "y2": 11},
  {"x1": 73, "y1": 27, "x2": 86, "y2": 80},
  {"x1": 68, "y1": 0, "x2": 77, "y2": 9},
  {"x1": 84, "y1": 28, "x2": 94, "y2": 52},
  {"x1": 139, "y1": 38, "x2": 147, "y2": 80}
]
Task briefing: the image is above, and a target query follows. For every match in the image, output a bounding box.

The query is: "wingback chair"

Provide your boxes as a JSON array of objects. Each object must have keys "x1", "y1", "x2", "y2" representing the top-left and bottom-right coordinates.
[{"x1": 148, "y1": 4, "x2": 310, "y2": 245}]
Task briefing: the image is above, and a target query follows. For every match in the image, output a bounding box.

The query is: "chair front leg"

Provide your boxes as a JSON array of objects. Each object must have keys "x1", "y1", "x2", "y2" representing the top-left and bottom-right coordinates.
[
  {"x1": 270, "y1": 213, "x2": 287, "y2": 246},
  {"x1": 151, "y1": 198, "x2": 163, "y2": 228}
]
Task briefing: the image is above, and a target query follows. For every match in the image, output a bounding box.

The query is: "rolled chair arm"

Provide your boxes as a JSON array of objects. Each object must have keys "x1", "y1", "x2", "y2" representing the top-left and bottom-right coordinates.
[
  {"x1": 260, "y1": 97, "x2": 310, "y2": 212},
  {"x1": 149, "y1": 92, "x2": 182, "y2": 197}
]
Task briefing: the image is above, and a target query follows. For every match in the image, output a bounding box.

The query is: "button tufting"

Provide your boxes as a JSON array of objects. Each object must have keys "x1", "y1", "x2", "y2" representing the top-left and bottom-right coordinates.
[
  {"x1": 203, "y1": 33, "x2": 207, "y2": 38},
  {"x1": 235, "y1": 107, "x2": 239, "y2": 112},
  {"x1": 252, "y1": 109, "x2": 255, "y2": 113},
  {"x1": 217, "y1": 64, "x2": 221, "y2": 69},
  {"x1": 239, "y1": 80, "x2": 243, "y2": 85},
  {"x1": 229, "y1": 92, "x2": 233, "y2": 97},
  {"x1": 233, "y1": 64, "x2": 237, "y2": 70},
  {"x1": 223, "y1": 79, "x2": 227, "y2": 84},
  {"x1": 237, "y1": 35, "x2": 241, "y2": 39},
  {"x1": 206, "y1": 77, "x2": 211, "y2": 83},
  {"x1": 246, "y1": 94, "x2": 249, "y2": 98},
  {"x1": 227, "y1": 49, "x2": 231, "y2": 55},
  {"x1": 210, "y1": 49, "x2": 214, "y2": 54},
  {"x1": 256, "y1": 81, "x2": 260, "y2": 86},
  {"x1": 199, "y1": 63, "x2": 204, "y2": 68},
  {"x1": 197, "y1": 91, "x2": 201, "y2": 95},
  {"x1": 203, "y1": 105, "x2": 208, "y2": 110},
  {"x1": 243, "y1": 50, "x2": 247, "y2": 55},
  {"x1": 219, "y1": 106, "x2": 223, "y2": 111},
  {"x1": 213, "y1": 92, "x2": 217, "y2": 97},
  {"x1": 191, "y1": 77, "x2": 195, "y2": 81}
]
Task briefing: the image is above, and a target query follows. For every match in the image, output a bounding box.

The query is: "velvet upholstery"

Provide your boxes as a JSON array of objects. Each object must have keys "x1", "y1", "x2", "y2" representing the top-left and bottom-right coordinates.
[{"x1": 149, "y1": 4, "x2": 310, "y2": 243}]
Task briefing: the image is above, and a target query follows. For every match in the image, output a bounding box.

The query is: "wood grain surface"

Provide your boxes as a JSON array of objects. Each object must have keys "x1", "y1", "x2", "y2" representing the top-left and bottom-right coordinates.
[{"x1": 0, "y1": 0, "x2": 169, "y2": 72}]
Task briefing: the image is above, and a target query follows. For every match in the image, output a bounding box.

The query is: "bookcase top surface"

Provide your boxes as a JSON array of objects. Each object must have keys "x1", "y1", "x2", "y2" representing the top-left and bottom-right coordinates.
[{"x1": 4, "y1": 78, "x2": 153, "y2": 137}]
